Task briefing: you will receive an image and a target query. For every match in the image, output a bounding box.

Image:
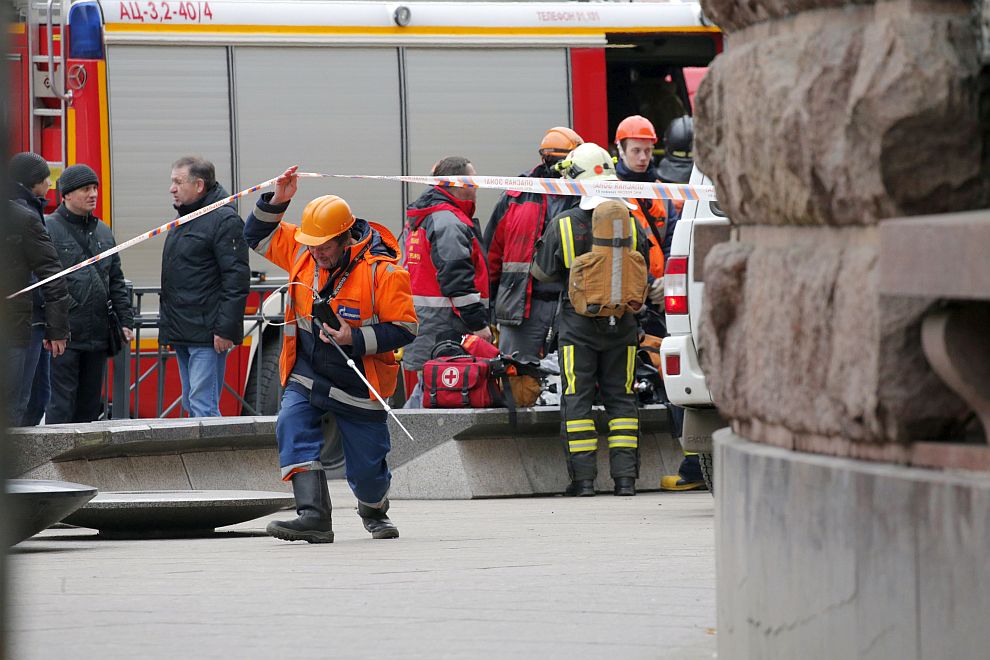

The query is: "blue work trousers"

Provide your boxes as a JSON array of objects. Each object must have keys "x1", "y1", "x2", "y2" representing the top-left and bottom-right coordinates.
[
  {"x1": 175, "y1": 345, "x2": 227, "y2": 417},
  {"x1": 276, "y1": 385, "x2": 391, "y2": 505}
]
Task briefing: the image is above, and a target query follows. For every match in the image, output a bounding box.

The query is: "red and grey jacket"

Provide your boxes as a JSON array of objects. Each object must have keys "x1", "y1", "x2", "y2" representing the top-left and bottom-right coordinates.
[
  {"x1": 483, "y1": 164, "x2": 573, "y2": 326},
  {"x1": 402, "y1": 186, "x2": 489, "y2": 371}
]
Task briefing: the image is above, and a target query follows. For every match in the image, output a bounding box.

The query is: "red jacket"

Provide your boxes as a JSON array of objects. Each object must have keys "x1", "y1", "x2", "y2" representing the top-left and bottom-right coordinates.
[{"x1": 484, "y1": 164, "x2": 573, "y2": 325}]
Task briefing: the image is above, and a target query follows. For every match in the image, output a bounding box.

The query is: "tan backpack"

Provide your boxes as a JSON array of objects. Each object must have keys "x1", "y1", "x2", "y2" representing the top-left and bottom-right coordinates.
[{"x1": 567, "y1": 200, "x2": 648, "y2": 317}]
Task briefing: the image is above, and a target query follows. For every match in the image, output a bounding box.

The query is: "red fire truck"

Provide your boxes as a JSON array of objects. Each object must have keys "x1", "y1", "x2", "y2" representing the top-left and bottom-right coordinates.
[{"x1": 7, "y1": 0, "x2": 721, "y2": 418}]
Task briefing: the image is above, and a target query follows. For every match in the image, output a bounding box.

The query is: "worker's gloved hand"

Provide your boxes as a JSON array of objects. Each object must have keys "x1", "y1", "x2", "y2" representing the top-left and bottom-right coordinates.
[{"x1": 647, "y1": 277, "x2": 665, "y2": 305}]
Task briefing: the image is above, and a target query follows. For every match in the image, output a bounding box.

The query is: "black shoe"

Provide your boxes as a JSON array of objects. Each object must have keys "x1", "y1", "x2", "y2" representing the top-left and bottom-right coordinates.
[
  {"x1": 267, "y1": 470, "x2": 334, "y2": 543},
  {"x1": 564, "y1": 479, "x2": 596, "y2": 497},
  {"x1": 613, "y1": 477, "x2": 636, "y2": 496},
  {"x1": 358, "y1": 500, "x2": 399, "y2": 539}
]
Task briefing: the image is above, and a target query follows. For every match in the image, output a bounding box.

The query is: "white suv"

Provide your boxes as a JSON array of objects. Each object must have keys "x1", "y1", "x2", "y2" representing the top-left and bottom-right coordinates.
[{"x1": 660, "y1": 166, "x2": 731, "y2": 493}]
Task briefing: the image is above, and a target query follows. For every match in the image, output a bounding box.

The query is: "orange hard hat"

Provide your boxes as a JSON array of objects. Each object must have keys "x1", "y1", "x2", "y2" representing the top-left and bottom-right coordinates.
[
  {"x1": 539, "y1": 126, "x2": 584, "y2": 157},
  {"x1": 615, "y1": 115, "x2": 658, "y2": 143},
  {"x1": 295, "y1": 195, "x2": 355, "y2": 246}
]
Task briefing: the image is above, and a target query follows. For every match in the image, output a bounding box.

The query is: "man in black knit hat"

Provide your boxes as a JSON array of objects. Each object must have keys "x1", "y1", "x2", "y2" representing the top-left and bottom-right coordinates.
[
  {"x1": 6, "y1": 153, "x2": 71, "y2": 425},
  {"x1": 44, "y1": 164, "x2": 134, "y2": 423}
]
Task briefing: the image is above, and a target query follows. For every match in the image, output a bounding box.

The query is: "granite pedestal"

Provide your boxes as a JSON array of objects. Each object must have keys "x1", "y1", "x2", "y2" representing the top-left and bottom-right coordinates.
[{"x1": 716, "y1": 429, "x2": 990, "y2": 660}]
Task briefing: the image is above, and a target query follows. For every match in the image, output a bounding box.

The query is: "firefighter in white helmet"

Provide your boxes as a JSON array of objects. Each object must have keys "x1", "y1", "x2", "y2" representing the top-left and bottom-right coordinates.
[{"x1": 531, "y1": 143, "x2": 653, "y2": 496}]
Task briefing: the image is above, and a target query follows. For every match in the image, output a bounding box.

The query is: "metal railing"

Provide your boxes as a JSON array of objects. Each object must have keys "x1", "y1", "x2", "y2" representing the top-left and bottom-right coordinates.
[{"x1": 105, "y1": 277, "x2": 288, "y2": 419}]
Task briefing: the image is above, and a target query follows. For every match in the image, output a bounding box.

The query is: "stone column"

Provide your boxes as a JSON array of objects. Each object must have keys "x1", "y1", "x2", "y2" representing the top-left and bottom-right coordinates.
[{"x1": 693, "y1": 0, "x2": 990, "y2": 656}]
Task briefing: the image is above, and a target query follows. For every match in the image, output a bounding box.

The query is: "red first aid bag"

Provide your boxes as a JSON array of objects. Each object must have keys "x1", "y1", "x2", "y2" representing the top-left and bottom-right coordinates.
[{"x1": 422, "y1": 355, "x2": 501, "y2": 409}]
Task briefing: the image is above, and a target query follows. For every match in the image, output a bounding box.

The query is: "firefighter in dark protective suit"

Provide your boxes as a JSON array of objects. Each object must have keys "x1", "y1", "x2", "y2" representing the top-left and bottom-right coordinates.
[{"x1": 531, "y1": 143, "x2": 652, "y2": 497}]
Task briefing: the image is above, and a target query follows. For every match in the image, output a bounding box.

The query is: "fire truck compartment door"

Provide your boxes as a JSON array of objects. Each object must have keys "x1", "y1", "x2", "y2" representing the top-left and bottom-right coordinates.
[{"x1": 107, "y1": 45, "x2": 233, "y2": 293}]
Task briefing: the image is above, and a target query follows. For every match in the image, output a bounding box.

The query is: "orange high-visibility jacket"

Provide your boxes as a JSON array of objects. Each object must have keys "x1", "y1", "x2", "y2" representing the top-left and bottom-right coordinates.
[
  {"x1": 629, "y1": 197, "x2": 667, "y2": 279},
  {"x1": 254, "y1": 215, "x2": 417, "y2": 400}
]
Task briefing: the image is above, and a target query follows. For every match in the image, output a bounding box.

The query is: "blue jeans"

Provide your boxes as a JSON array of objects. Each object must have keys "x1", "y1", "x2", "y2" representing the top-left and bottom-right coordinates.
[
  {"x1": 276, "y1": 385, "x2": 392, "y2": 505},
  {"x1": 21, "y1": 325, "x2": 51, "y2": 426},
  {"x1": 7, "y1": 345, "x2": 29, "y2": 425},
  {"x1": 175, "y1": 345, "x2": 227, "y2": 417},
  {"x1": 402, "y1": 378, "x2": 424, "y2": 409}
]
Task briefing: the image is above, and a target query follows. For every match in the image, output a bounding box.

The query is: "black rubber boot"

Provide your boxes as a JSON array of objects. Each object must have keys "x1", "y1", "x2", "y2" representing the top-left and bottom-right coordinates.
[
  {"x1": 613, "y1": 476, "x2": 636, "y2": 496},
  {"x1": 564, "y1": 479, "x2": 596, "y2": 497},
  {"x1": 266, "y1": 470, "x2": 334, "y2": 543},
  {"x1": 357, "y1": 499, "x2": 399, "y2": 539}
]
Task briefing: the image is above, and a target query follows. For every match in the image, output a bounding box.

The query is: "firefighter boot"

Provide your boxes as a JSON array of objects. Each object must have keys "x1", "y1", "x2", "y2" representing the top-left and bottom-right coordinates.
[
  {"x1": 613, "y1": 477, "x2": 636, "y2": 496},
  {"x1": 266, "y1": 470, "x2": 334, "y2": 543},
  {"x1": 564, "y1": 479, "x2": 596, "y2": 497},
  {"x1": 660, "y1": 454, "x2": 707, "y2": 491},
  {"x1": 357, "y1": 499, "x2": 400, "y2": 539}
]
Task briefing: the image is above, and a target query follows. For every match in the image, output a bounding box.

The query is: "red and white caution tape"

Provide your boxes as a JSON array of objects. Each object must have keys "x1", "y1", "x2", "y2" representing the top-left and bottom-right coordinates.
[
  {"x1": 9, "y1": 171, "x2": 715, "y2": 299},
  {"x1": 8, "y1": 175, "x2": 280, "y2": 300},
  {"x1": 303, "y1": 172, "x2": 716, "y2": 202}
]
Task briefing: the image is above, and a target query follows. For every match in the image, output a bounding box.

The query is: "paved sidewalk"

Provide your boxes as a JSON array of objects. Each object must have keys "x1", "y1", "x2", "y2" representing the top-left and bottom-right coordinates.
[{"x1": 9, "y1": 482, "x2": 716, "y2": 659}]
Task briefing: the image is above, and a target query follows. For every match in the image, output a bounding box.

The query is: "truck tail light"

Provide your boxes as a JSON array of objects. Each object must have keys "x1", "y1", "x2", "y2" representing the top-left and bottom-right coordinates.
[
  {"x1": 665, "y1": 256, "x2": 688, "y2": 315},
  {"x1": 665, "y1": 353, "x2": 681, "y2": 376}
]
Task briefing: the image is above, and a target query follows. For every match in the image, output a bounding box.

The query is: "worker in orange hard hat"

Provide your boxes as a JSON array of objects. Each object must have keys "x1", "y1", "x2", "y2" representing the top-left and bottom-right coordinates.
[
  {"x1": 482, "y1": 126, "x2": 584, "y2": 365},
  {"x1": 614, "y1": 114, "x2": 680, "y2": 291},
  {"x1": 243, "y1": 166, "x2": 418, "y2": 544}
]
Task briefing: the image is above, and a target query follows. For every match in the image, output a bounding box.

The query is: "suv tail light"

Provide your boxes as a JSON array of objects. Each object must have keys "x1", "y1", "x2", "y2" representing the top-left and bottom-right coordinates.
[
  {"x1": 665, "y1": 256, "x2": 688, "y2": 314},
  {"x1": 664, "y1": 353, "x2": 681, "y2": 376}
]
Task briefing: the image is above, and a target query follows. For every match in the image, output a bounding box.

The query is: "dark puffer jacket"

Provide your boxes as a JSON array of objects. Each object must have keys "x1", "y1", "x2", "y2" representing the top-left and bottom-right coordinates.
[
  {"x1": 11, "y1": 180, "x2": 56, "y2": 325},
  {"x1": 45, "y1": 205, "x2": 134, "y2": 352},
  {"x1": 159, "y1": 183, "x2": 250, "y2": 346},
  {"x1": 4, "y1": 201, "x2": 71, "y2": 345}
]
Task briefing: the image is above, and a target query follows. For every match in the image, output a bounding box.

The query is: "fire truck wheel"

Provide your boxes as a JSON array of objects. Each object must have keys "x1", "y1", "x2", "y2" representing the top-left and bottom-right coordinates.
[{"x1": 244, "y1": 331, "x2": 283, "y2": 415}]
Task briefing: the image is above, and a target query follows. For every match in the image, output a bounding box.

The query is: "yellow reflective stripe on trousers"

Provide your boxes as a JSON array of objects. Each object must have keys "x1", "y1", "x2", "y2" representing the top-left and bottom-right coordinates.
[
  {"x1": 608, "y1": 417, "x2": 638, "y2": 431},
  {"x1": 568, "y1": 438, "x2": 598, "y2": 453},
  {"x1": 608, "y1": 435, "x2": 639, "y2": 449},
  {"x1": 559, "y1": 216, "x2": 575, "y2": 268},
  {"x1": 562, "y1": 344, "x2": 576, "y2": 395},
  {"x1": 625, "y1": 345, "x2": 636, "y2": 393},
  {"x1": 566, "y1": 418, "x2": 596, "y2": 433}
]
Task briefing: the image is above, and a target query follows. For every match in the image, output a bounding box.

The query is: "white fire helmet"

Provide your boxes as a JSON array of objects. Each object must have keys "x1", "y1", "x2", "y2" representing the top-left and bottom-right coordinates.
[{"x1": 555, "y1": 143, "x2": 618, "y2": 181}]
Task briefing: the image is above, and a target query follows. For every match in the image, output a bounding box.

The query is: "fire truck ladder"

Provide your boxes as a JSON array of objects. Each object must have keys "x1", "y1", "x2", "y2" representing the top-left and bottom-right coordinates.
[{"x1": 25, "y1": 0, "x2": 72, "y2": 179}]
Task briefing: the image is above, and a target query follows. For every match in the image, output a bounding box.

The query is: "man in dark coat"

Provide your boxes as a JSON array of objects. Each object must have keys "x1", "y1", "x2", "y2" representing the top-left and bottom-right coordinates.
[
  {"x1": 7, "y1": 152, "x2": 68, "y2": 425},
  {"x1": 45, "y1": 164, "x2": 134, "y2": 424},
  {"x1": 160, "y1": 156, "x2": 250, "y2": 417},
  {"x1": 3, "y1": 196, "x2": 71, "y2": 425}
]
